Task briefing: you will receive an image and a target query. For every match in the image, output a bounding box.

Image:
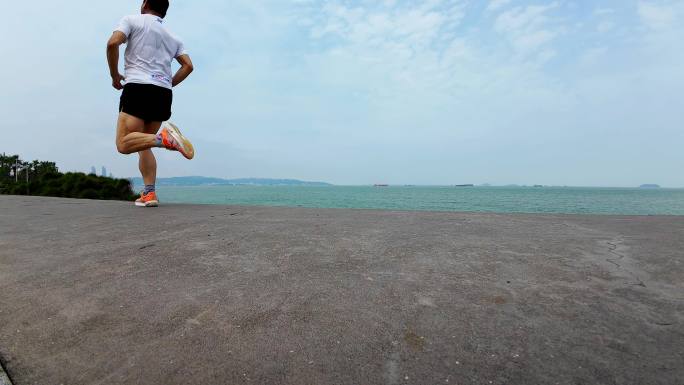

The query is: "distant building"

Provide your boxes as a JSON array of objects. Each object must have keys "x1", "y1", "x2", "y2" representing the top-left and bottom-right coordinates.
[
  {"x1": 90, "y1": 166, "x2": 96, "y2": 175},
  {"x1": 101, "y1": 167, "x2": 107, "y2": 177}
]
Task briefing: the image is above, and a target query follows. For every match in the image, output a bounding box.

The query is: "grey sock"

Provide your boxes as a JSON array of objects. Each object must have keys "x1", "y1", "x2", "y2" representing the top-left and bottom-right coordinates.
[{"x1": 144, "y1": 185, "x2": 156, "y2": 194}]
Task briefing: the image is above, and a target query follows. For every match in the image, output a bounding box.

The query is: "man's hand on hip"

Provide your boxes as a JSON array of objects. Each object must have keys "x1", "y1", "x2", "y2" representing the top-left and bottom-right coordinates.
[
  {"x1": 111, "y1": 73, "x2": 126, "y2": 90},
  {"x1": 106, "y1": 31, "x2": 127, "y2": 90}
]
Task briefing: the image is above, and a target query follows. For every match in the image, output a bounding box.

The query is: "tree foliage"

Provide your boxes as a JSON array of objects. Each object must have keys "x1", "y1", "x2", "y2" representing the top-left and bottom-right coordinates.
[{"x1": 0, "y1": 153, "x2": 137, "y2": 201}]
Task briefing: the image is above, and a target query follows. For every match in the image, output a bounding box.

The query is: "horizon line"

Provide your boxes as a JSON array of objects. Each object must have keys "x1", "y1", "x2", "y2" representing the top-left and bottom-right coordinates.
[{"x1": 125, "y1": 176, "x2": 679, "y2": 189}]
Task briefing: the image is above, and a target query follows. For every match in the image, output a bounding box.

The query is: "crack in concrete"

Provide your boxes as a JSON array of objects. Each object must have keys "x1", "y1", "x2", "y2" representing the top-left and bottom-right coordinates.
[
  {"x1": 606, "y1": 238, "x2": 646, "y2": 288},
  {"x1": 138, "y1": 243, "x2": 156, "y2": 250}
]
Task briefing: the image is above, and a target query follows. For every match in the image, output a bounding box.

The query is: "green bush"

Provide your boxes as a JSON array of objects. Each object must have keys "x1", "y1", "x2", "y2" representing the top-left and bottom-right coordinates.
[{"x1": 0, "y1": 154, "x2": 137, "y2": 201}]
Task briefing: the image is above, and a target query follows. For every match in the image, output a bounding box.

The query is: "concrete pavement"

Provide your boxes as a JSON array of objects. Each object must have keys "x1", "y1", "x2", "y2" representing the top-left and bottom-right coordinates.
[{"x1": 0, "y1": 196, "x2": 682, "y2": 384}]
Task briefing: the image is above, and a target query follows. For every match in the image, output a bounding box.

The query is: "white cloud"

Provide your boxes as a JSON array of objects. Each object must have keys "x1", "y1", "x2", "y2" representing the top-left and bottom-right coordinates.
[
  {"x1": 578, "y1": 47, "x2": 607, "y2": 67},
  {"x1": 590, "y1": 6, "x2": 617, "y2": 34},
  {"x1": 593, "y1": 8, "x2": 615, "y2": 16},
  {"x1": 310, "y1": 0, "x2": 466, "y2": 46},
  {"x1": 494, "y1": 3, "x2": 561, "y2": 56},
  {"x1": 486, "y1": 0, "x2": 513, "y2": 12},
  {"x1": 494, "y1": 3, "x2": 558, "y2": 32},
  {"x1": 513, "y1": 29, "x2": 555, "y2": 53},
  {"x1": 302, "y1": 0, "x2": 473, "y2": 100},
  {"x1": 638, "y1": 1, "x2": 677, "y2": 29},
  {"x1": 596, "y1": 20, "x2": 615, "y2": 33}
]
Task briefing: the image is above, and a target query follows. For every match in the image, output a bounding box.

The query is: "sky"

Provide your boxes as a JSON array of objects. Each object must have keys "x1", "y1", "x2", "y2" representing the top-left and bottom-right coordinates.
[{"x1": 1, "y1": 0, "x2": 683, "y2": 186}]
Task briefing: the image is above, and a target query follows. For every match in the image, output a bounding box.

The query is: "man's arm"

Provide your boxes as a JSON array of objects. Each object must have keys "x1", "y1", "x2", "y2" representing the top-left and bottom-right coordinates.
[
  {"x1": 172, "y1": 54, "x2": 194, "y2": 87},
  {"x1": 106, "y1": 31, "x2": 127, "y2": 90}
]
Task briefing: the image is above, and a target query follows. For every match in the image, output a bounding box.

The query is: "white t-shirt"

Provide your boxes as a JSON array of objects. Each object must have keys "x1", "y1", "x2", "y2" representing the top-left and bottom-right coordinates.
[{"x1": 115, "y1": 14, "x2": 187, "y2": 89}]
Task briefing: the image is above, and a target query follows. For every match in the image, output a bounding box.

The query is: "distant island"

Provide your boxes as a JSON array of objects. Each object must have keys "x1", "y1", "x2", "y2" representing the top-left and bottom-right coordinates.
[
  {"x1": 639, "y1": 184, "x2": 661, "y2": 189},
  {"x1": 129, "y1": 176, "x2": 332, "y2": 187}
]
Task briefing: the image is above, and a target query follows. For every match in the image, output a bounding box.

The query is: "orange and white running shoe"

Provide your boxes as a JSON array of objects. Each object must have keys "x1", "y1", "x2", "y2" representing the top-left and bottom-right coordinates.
[
  {"x1": 135, "y1": 191, "x2": 159, "y2": 207},
  {"x1": 159, "y1": 122, "x2": 195, "y2": 160}
]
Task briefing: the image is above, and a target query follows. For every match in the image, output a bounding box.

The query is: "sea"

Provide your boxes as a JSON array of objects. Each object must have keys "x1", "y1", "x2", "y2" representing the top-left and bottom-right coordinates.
[{"x1": 133, "y1": 185, "x2": 684, "y2": 216}]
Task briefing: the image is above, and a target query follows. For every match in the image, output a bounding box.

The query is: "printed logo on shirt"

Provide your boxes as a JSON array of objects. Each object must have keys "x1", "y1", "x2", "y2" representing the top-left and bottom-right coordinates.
[{"x1": 151, "y1": 74, "x2": 171, "y2": 83}]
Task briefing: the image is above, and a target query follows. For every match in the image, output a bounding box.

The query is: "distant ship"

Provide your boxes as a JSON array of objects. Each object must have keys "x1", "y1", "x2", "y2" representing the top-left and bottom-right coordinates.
[
  {"x1": 454, "y1": 184, "x2": 474, "y2": 187},
  {"x1": 374, "y1": 184, "x2": 389, "y2": 187}
]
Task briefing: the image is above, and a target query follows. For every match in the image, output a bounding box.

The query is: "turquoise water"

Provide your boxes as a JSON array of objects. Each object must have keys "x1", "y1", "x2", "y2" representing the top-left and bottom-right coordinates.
[{"x1": 137, "y1": 185, "x2": 684, "y2": 215}]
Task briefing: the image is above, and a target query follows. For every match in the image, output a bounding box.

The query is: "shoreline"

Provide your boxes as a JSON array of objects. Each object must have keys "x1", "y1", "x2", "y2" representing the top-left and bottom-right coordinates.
[
  {"x1": 4, "y1": 193, "x2": 684, "y2": 217},
  {"x1": 132, "y1": 184, "x2": 684, "y2": 216}
]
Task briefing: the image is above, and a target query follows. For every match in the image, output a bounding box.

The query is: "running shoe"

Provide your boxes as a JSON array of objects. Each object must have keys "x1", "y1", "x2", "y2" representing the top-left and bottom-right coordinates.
[
  {"x1": 159, "y1": 122, "x2": 195, "y2": 160},
  {"x1": 135, "y1": 191, "x2": 159, "y2": 207}
]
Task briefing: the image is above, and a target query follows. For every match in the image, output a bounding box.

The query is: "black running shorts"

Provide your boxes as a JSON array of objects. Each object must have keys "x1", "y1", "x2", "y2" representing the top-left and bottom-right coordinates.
[{"x1": 119, "y1": 83, "x2": 173, "y2": 122}]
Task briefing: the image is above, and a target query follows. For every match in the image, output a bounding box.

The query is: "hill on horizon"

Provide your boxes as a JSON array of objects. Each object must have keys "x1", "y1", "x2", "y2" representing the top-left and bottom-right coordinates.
[{"x1": 129, "y1": 176, "x2": 333, "y2": 187}]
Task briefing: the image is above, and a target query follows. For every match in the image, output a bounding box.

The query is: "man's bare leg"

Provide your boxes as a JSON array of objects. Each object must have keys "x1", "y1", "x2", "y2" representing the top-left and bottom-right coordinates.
[
  {"x1": 139, "y1": 150, "x2": 157, "y2": 186},
  {"x1": 116, "y1": 112, "x2": 160, "y2": 154},
  {"x1": 116, "y1": 112, "x2": 194, "y2": 159},
  {"x1": 115, "y1": 113, "x2": 161, "y2": 205},
  {"x1": 138, "y1": 121, "x2": 162, "y2": 186}
]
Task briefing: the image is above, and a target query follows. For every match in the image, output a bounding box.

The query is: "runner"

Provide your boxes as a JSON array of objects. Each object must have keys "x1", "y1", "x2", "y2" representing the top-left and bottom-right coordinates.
[{"x1": 106, "y1": 0, "x2": 195, "y2": 207}]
